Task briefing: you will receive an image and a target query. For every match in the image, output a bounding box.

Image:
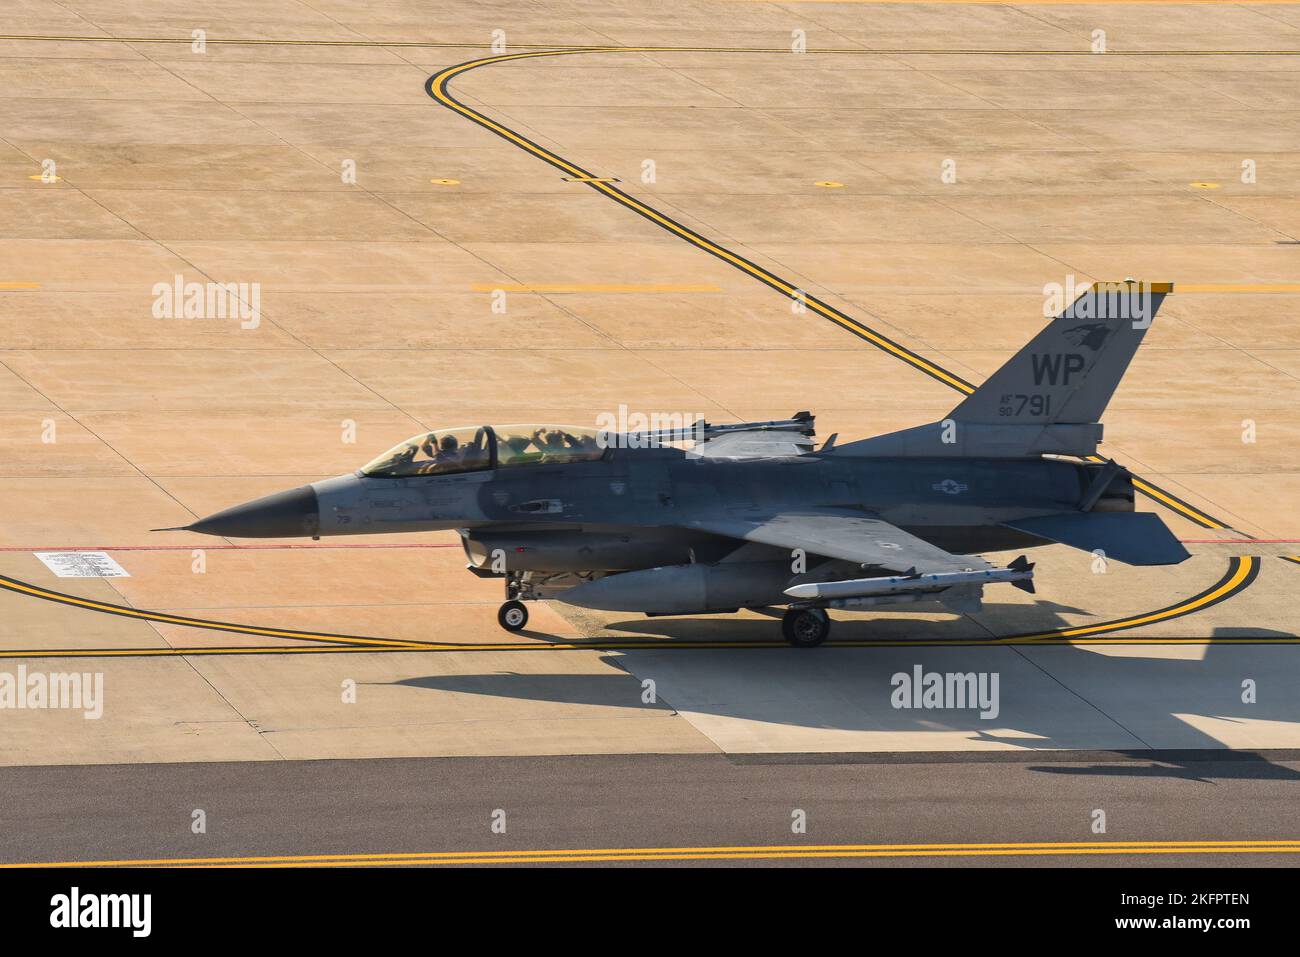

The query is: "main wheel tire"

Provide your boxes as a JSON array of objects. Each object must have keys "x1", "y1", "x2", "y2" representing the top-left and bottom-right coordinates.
[
  {"x1": 498, "y1": 600, "x2": 529, "y2": 632},
  {"x1": 782, "y1": 608, "x2": 830, "y2": 647}
]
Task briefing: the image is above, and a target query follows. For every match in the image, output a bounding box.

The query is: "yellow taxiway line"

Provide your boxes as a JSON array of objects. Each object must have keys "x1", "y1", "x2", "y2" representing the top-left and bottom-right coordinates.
[
  {"x1": 0, "y1": 574, "x2": 429, "y2": 651},
  {"x1": 431, "y1": 48, "x2": 977, "y2": 394},
  {"x1": 8, "y1": 838, "x2": 1300, "y2": 868},
  {"x1": 0, "y1": 557, "x2": 1264, "y2": 658}
]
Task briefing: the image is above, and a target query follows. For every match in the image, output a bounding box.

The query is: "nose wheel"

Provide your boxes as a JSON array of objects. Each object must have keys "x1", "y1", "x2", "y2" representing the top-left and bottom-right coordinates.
[
  {"x1": 782, "y1": 608, "x2": 830, "y2": 647},
  {"x1": 498, "y1": 600, "x2": 529, "y2": 632}
]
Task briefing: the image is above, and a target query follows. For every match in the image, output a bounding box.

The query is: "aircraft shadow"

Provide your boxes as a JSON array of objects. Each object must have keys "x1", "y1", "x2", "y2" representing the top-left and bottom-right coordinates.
[
  {"x1": 391, "y1": 673, "x2": 677, "y2": 713},
  {"x1": 389, "y1": 627, "x2": 1300, "y2": 782},
  {"x1": 1023, "y1": 751, "x2": 1300, "y2": 783}
]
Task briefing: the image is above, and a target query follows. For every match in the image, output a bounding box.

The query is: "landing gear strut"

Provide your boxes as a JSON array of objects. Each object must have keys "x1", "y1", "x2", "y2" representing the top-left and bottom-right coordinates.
[
  {"x1": 498, "y1": 600, "x2": 529, "y2": 632},
  {"x1": 493, "y1": 569, "x2": 600, "y2": 633},
  {"x1": 497, "y1": 573, "x2": 530, "y2": 632},
  {"x1": 782, "y1": 607, "x2": 830, "y2": 647}
]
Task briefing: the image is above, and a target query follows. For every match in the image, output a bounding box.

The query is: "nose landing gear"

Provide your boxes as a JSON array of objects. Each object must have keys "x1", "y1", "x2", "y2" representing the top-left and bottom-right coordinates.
[
  {"x1": 497, "y1": 600, "x2": 529, "y2": 632},
  {"x1": 496, "y1": 571, "x2": 551, "y2": 633},
  {"x1": 496, "y1": 573, "x2": 531, "y2": 632},
  {"x1": 492, "y1": 569, "x2": 604, "y2": 633}
]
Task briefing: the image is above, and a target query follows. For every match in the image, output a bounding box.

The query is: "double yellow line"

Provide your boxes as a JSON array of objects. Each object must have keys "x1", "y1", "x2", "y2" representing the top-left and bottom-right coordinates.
[
  {"x1": 430, "y1": 50, "x2": 973, "y2": 394},
  {"x1": 0, "y1": 556, "x2": 1263, "y2": 658},
  {"x1": 9, "y1": 838, "x2": 1300, "y2": 868},
  {"x1": 0, "y1": 574, "x2": 432, "y2": 652}
]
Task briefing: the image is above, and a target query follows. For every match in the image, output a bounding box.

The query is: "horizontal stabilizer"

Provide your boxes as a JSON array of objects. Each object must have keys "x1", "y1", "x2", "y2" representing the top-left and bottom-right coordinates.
[{"x1": 1001, "y1": 512, "x2": 1190, "y2": 566}]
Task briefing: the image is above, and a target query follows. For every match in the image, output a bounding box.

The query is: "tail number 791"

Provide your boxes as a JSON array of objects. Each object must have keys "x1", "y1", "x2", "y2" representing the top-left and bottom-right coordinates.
[{"x1": 998, "y1": 393, "x2": 1052, "y2": 417}]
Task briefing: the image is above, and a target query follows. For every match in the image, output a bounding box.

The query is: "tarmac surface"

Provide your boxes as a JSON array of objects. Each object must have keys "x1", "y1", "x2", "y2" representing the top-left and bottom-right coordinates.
[
  {"x1": 2, "y1": 751, "x2": 1299, "y2": 866},
  {"x1": 1, "y1": 0, "x2": 1299, "y2": 864}
]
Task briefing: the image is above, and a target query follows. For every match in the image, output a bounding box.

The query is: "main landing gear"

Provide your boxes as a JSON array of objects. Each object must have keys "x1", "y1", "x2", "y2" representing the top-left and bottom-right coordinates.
[{"x1": 782, "y1": 607, "x2": 831, "y2": 647}]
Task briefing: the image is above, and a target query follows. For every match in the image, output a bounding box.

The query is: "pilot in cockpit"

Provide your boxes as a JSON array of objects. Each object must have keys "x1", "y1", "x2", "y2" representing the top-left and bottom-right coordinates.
[
  {"x1": 435, "y1": 433, "x2": 462, "y2": 465},
  {"x1": 527, "y1": 429, "x2": 558, "y2": 461},
  {"x1": 533, "y1": 428, "x2": 581, "y2": 452}
]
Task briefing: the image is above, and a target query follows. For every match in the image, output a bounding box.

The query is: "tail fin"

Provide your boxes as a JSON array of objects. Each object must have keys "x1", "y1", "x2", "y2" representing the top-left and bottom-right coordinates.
[
  {"x1": 950, "y1": 280, "x2": 1170, "y2": 428},
  {"x1": 835, "y1": 280, "x2": 1171, "y2": 458}
]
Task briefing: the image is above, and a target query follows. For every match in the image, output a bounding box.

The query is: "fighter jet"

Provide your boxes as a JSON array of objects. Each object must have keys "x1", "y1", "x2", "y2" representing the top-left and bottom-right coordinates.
[{"x1": 163, "y1": 281, "x2": 1187, "y2": 646}]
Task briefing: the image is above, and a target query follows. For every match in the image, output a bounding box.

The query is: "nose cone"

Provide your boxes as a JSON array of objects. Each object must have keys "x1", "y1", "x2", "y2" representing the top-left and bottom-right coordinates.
[{"x1": 184, "y1": 485, "x2": 320, "y2": 538}]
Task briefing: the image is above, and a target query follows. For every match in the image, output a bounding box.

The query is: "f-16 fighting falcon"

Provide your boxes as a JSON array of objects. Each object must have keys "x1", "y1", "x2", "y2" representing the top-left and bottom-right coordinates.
[{"x1": 162, "y1": 281, "x2": 1187, "y2": 646}]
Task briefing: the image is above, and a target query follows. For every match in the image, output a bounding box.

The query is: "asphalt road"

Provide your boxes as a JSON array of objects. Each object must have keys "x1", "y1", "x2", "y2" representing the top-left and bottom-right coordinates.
[{"x1": 2, "y1": 750, "x2": 1299, "y2": 866}]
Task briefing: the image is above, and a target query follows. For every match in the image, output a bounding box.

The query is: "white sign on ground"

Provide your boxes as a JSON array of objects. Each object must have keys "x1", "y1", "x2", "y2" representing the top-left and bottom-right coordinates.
[{"x1": 34, "y1": 551, "x2": 129, "y2": 578}]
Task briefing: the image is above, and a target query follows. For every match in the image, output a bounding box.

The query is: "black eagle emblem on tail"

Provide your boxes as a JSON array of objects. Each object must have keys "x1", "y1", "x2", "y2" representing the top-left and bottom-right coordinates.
[{"x1": 1062, "y1": 323, "x2": 1109, "y2": 352}]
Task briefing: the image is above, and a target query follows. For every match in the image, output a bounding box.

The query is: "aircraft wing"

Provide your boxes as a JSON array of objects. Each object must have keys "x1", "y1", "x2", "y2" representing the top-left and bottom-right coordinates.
[{"x1": 683, "y1": 509, "x2": 992, "y2": 574}]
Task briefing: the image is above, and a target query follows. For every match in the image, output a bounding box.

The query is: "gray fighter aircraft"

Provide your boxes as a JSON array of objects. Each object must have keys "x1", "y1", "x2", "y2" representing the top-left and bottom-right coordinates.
[{"x1": 162, "y1": 281, "x2": 1187, "y2": 646}]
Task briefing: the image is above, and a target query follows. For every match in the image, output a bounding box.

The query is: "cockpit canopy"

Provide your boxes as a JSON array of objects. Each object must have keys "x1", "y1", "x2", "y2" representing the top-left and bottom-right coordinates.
[
  {"x1": 360, "y1": 424, "x2": 606, "y2": 478},
  {"x1": 361, "y1": 426, "x2": 490, "y2": 478}
]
